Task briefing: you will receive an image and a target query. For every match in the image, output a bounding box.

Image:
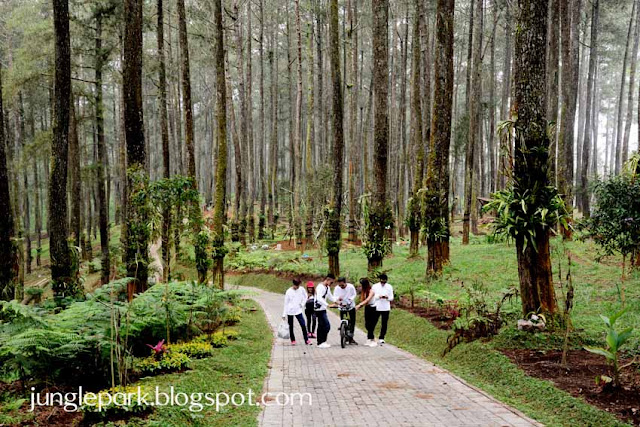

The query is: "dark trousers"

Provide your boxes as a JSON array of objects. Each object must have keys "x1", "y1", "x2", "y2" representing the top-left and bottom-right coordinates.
[
  {"x1": 340, "y1": 308, "x2": 356, "y2": 336},
  {"x1": 316, "y1": 310, "x2": 330, "y2": 344},
  {"x1": 364, "y1": 305, "x2": 377, "y2": 340},
  {"x1": 372, "y1": 310, "x2": 390, "y2": 340},
  {"x1": 287, "y1": 313, "x2": 308, "y2": 342},
  {"x1": 305, "y1": 306, "x2": 316, "y2": 333}
]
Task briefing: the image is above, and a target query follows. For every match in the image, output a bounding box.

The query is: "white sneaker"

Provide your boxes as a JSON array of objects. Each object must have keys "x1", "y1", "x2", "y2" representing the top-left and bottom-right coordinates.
[
  {"x1": 379, "y1": 339, "x2": 385, "y2": 345},
  {"x1": 317, "y1": 342, "x2": 331, "y2": 348},
  {"x1": 365, "y1": 339, "x2": 373, "y2": 346},
  {"x1": 368, "y1": 341, "x2": 378, "y2": 347}
]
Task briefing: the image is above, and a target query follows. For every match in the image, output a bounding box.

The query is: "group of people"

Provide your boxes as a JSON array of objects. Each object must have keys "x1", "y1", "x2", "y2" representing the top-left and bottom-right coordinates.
[{"x1": 281, "y1": 273, "x2": 394, "y2": 349}]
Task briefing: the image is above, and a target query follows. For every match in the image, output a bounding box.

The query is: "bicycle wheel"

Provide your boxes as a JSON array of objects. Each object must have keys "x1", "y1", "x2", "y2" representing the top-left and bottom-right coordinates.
[{"x1": 340, "y1": 322, "x2": 346, "y2": 348}]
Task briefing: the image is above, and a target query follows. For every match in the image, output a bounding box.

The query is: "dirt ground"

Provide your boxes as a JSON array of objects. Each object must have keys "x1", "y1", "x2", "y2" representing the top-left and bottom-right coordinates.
[{"x1": 503, "y1": 349, "x2": 640, "y2": 425}]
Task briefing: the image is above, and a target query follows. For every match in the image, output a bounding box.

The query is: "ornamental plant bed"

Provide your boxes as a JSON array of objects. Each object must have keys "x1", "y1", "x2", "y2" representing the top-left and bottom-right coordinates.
[{"x1": 502, "y1": 349, "x2": 640, "y2": 425}]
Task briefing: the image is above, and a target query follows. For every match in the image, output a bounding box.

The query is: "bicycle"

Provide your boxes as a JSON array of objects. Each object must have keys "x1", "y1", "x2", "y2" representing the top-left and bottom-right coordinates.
[{"x1": 331, "y1": 303, "x2": 357, "y2": 348}]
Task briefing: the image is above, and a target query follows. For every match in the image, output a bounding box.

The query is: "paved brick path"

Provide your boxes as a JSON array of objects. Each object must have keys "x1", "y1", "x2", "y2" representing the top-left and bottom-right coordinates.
[{"x1": 238, "y1": 286, "x2": 542, "y2": 427}]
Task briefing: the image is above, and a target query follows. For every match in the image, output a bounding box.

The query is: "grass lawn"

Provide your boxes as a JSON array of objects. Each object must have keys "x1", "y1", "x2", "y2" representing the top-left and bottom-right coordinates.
[
  {"x1": 95, "y1": 299, "x2": 272, "y2": 427},
  {"x1": 229, "y1": 273, "x2": 628, "y2": 427}
]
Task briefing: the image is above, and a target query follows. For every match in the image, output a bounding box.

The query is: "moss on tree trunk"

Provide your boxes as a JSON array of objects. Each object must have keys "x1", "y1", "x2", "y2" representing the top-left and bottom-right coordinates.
[
  {"x1": 211, "y1": 0, "x2": 228, "y2": 290},
  {"x1": 513, "y1": 0, "x2": 558, "y2": 317}
]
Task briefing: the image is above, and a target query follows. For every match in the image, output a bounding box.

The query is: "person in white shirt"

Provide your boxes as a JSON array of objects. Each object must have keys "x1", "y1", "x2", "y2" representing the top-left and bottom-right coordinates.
[
  {"x1": 370, "y1": 273, "x2": 394, "y2": 346},
  {"x1": 314, "y1": 274, "x2": 336, "y2": 348},
  {"x1": 282, "y1": 279, "x2": 310, "y2": 345},
  {"x1": 332, "y1": 277, "x2": 357, "y2": 344}
]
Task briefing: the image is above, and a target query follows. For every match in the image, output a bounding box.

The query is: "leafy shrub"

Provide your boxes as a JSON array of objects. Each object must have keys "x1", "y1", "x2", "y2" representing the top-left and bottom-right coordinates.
[
  {"x1": 579, "y1": 175, "x2": 640, "y2": 263},
  {"x1": 168, "y1": 341, "x2": 215, "y2": 359},
  {"x1": 193, "y1": 332, "x2": 228, "y2": 348},
  {"x1": 225, "y1": 306, "x2": 242, "y2": 325},
  {"x1": 134, "y1": 352, "x2": 191, "y2": 376},
  {"x1": 82, "y1": 385, "x2": 152, "y2": 419},
  {"x1": 444, "y1": 284, "x2": 518, "y2": 355},
  {"x1": 0, "y1": 280, "x2": 242, "y2": 388}
]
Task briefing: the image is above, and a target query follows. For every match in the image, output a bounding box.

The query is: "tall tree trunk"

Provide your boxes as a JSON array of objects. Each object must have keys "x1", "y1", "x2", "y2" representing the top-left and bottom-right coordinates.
[
  {"x1": 50, "y1": 0, "x2": 74, "y2": 299},
  {"x1": 33, "y1": 123, "x2": 42, "y2": 268},
  {"x1": 315, "y1": 0, "x2": 325, "y2": 164},
  {"x1": 226, "y1": 27, "x2": 243, "y2": 243},
  {"x1": 268, "y1": 29, "x2": 279, "y2": 239},
  {"x1": 347, "y1": 0, "x2": 359, "y2": 244},
  {"x1": 211, "y1": 0, "x2": 228, "y2": 290},
  {"x1": 463, "y1": 0, "x2": 482, "y2": 245},
  {"x1": 123, "y1": 0, "x2": 149, "y2": 296},
  {"x1": 424, "y1": 0, "x2": 454, "y2": 273},
  {"x1": 158, "y1": 0, "x2": 171, "y2": 282},
  {"x1": 177, "y1": 0, "x2": 196, "y2": 180},
  {"x1": 95, "y1": 15, "x2": 110, "y2": 285},
  {"x1": 178, "y1": 0, "x2": 206, "y2": 281},
  {"x1": 408, "y1": 0, "x2": 423, "y2": 259},
  {"x1": 327, "y1": 0, "x2": 344, "y2": 276},
  {"x1": 498, "y1": 1, "x2": 512, "y2": 189},
  {"x1": 557, "y1": 0, "x2": 580, "y2": 240},
  {"x1": 293, "y1": 0, "x2": 303, "y2": 247},
  {"x1": 305, "y1": 22, "x2": 316, "y2": 247},
  {"x1": 547, "y1": 0, "x2": 560, "y2": 181},
  {"x1": 576, "y1": 40, "x2": 588, "y2": 181},
  {"x1": 396, "y1": 12, "x2": 409, "y2": 240},
  {"x1": 488, "y1": 4, "x2": 497, "y2": 194},
  {"x1": 513, "y1": 0, "x2": 558, "y2": 317},
  {"x1": 18, "y1": 95, "x2": 31, "y2": 276},
  {"x1": 578, "y1": 0, "x2": 598, "y2": 217},
  {"x1": 0, "y1": 62, "x2": 17, "y2": 301},
  {"x1": 69, "y1": 99, "x2": 81, "y2": 248},
  {"x1": 623, "y1": 1, "x2": 640, "y2": 166},
  {"x1": 368, "y1": 0, "x2": 391, "y2": 271},
  {"x1": 258, "y1": 0, "x2": 267, "y2": 240},
  {"x1": 615, "y1": 0, "x2": 637, "y2": 175},
  {"x1": 246, "y1": 1, "x2": 256, "y2": 243},
  {"x1": 234, "y1": 2, "x2": 248, "y2": 247}
]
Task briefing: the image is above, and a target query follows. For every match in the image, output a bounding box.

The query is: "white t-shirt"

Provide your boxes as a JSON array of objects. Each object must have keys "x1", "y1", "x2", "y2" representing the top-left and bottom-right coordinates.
[
  {"x1": 282, "y1": 286, "x2": 307, "y2": 316},
  {"x1": 314, "y1": 282, "x2": 335, "y2": 311},
  {"x1": 372, "y1": 282, "x2": 394, "y2": 311},
  {"x1": 333, "y1": 283, "x2": 357, "y2": 309}
]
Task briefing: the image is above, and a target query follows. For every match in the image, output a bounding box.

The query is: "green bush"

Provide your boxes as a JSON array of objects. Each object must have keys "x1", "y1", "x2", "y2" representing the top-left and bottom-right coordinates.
[
  {"x1": 0, "y1": 280, "x2": 242, "y2": 387},
  {"x1": 579, "y1": 175, "x2": 640, "y2": 262},
  {"x1": 193, "y1": 332, "x2": 228, "y2": 348},
  {"x1": 225, "y1": 305, "x2": 242, "y2": 325},
  {"x1": 134, "y1": 352, "x2": 191, "y2": 376},
  {"x1": 168, "y1": 341, "x2": 215, "y2": 359}
]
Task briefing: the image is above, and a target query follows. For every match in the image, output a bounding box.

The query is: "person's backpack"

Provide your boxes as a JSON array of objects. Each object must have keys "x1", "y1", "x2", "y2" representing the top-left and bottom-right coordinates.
[{"x1": 305, "y1": 295, "x2": 315, "y2": 310}]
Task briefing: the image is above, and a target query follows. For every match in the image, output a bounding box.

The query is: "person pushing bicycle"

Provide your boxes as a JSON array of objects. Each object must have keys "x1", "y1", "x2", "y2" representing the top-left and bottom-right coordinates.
[{"x1": 331, "y1": 277, "x2": 357, "y2": 344}]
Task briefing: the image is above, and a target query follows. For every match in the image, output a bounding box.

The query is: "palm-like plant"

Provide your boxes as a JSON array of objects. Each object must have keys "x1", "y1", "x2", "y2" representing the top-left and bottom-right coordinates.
[{"x1": 584, "y1": 309, "x2": 634, "y2": 387}]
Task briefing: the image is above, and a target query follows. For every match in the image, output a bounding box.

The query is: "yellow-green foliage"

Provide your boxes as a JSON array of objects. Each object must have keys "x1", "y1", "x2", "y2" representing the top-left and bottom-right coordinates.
[
  {"x1": 82, "y1": 385, "x2": 152, "y2": 418},
  {"x1": 225, "y1": 306, "x2": 242, "y2": 325},
  {"x1": 135, "y1": 352, "x2": 191, "y2": 376},
  {"x1": 168, "y1": 341, "x2": 215, "y2": 359},
  {"x1": 192, "y1": 332, "x2": 228, "y2": 348}
]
